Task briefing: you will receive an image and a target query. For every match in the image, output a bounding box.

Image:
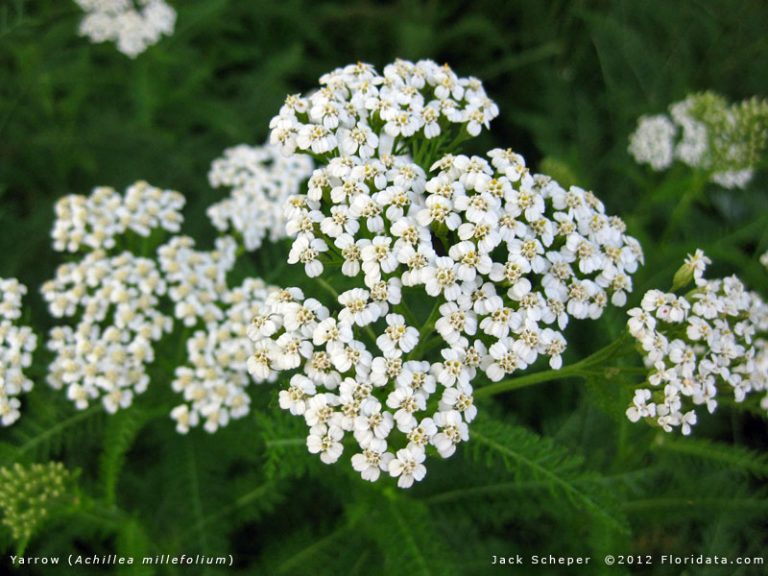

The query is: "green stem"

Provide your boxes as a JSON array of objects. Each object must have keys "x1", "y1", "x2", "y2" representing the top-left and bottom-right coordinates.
[
  {"x1": 474, "y1": 333, "x2": 632, "y2": 399},
  {"x1": 408, "y1": 298, "x2": 444, "y2": 360},
  {"x1": 315, "y1": 276, "x2": 340, "y2": 300}
]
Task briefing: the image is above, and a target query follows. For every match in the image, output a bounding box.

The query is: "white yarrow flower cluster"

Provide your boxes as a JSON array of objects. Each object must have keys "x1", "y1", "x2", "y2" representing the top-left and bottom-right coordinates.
[
  {"x1": 626, "y1": 251, "x2": 768, "y2": 434},
  {"x1": 0, "y1": 279, "x2": 37, "y2": 426},
  {"x1": 269, "y1": 59, "x2": 499, "y2": 158},
  {"x1": 249, "y1": 60, "x2": 643, "y2": 487},
  {"x1": 627, "y1": 115, "x2": 677, "y2": 171},
  {"x1": 157, "y1": 236, "x2": 237, "y2": 328},
  {"x1": 52, "y1": 181, "x2": 184, "y2": 253},
  {"x1": 629, "y1": 92, "x2": 768, "y2": 189},
  {"x1": 207, "y1": 144, "x2": 314, "y2": 251},
  {"x1": 46, "y1": 181, "x2": 289, "y2": 432},
  {"x1": 171, "y1": 279, "x2": 281, "y2": 434},
  {"x1": 42, "y1": 249, "x2": 173, "y2": 413},
  {"x1": 75, "y1": 0, "x2": 177, "y2": 58},
  {"x1": 44, "y1": 183, "x2": 180, "y2": 414}
]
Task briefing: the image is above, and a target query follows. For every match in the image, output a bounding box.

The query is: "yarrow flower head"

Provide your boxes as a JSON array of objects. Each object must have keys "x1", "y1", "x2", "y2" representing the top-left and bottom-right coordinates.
[
  {"x1": 248, "y1": 60, "x2": 644, "y2": 488},
  {"x1": 45, "y1": 182, "x2": 282, "y2": 432},
  {"x1": 207, "y1": 144, "x2": 314, "y2": 251},
  {"x1": 626, "y1": 251, "x2": 768, "y2": 435},
  {"x1": 42, "y1": 248, "x2": 173, "y2": 414},
  {"x1": 269, "y1": 59, "x2": 499, "y2": 160},
  {"x1": 629, "y1": 92, "x2": 768, "y2": 189},
  {"x1": 0, "y1": 278, "x2": 37, "y2": 426},
  {"x1": 51, "y1": 181, "x2": 184, "y2": 253},
  {"x1": 74, "y1": 0, "x2": 177, "y2": 58},
  {"x1": 171, "y1": 278, "x2": 281, "y2": 434}
]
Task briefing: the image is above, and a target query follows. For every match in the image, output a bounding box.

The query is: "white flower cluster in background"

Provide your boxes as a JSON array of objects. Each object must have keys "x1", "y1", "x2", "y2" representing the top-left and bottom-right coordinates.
[
  {"x1": 626, "y1": 250, "x2": 768, "y2": 435},
  {"x1": 44, "y1": 183, "x2": 180, "y2": 414},
  {"x1": 52, "y1": 181, "x2": 184, "y2": 252},
  {"x1": 75, "y1": 0, "x2": 176, "y2": 58},
  {"x1": 269, "y1": 59, "x2": 499, "y2": 158},
  {"x1": 45, "y1": 182, "x2": 281, "y2": 431},
  {"x1": 628, "y1": 92, "x2": 768, "y2": 189},
  {"x1": 250, "y1": 58, "x2": 644, "y2": 487},
  {"x1": 207, "y1": 144, "x2": 314, "y2": 251},
  {"x1": 157, "y1": 236, "x2": 237, "y2": 328},
  {"x1": 43, "y1": 249, "x2": 173, "y2": 414},
  {"x1": 761, "y1": 250, "x2": 768, "y2": 269},
  {"x1": 171, "y1": 279, "x2": 280, "y2": 434},
  {"x1": 0, "y1": 279, "x2": 37, "y2": 426}
]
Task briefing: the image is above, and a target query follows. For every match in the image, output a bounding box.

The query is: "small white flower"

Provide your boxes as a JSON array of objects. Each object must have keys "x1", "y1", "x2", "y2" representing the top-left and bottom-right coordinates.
[
  {"x1": 288, "y1": 236, "x2": 328, "y2": 278},
  {"x1": 388, "y1": 446, "x2": 427, "y2": 488},
  {"x1": 376, "y1": 314, "x2": 419, "y2": 356},
  {"x1": 307, "y1": 424, "x2": 345, "y2": 464}
]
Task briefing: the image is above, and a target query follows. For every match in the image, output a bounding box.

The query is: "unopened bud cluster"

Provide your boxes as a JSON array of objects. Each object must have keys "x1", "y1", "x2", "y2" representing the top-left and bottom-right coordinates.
[
  {"x1": 0, "y1": 462, "x2": 75, "y2": 543},
  {"x1": 629, "y1": 92, "x2": 768, "y2": 189},
  {"x1": 0, "y1": 279, "x2": 37, "y2": 426},
  {"x1": 627, "y1": 250, "x2": 768, "y2": 434}
]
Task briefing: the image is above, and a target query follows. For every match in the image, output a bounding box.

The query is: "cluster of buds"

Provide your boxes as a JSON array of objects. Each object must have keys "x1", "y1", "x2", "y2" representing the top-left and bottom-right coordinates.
[
  {"x1": 629, "y1": 92, "x2": 768, "y2": 189},
  {"x1": 0, "y1": 462, "x2": 75, "y2": 543},
  {"x1": 248, "y1": 60, "x2": 643, "y2": 487},
  {"x1": 626, "y1": 251, "x2": 768, "y2": 434},
  {"x1": 74, "y1": 0, "x2": 177, "y2": 58},
  {"x1": 0, "y1": 279, "x2": 37, "y2": 426}
]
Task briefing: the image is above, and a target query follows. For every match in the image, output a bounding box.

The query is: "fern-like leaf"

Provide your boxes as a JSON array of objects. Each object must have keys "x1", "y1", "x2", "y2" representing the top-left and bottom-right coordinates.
[
  {"x1": 11, "y1": 402, "x2": 103, "y2": 461},
  {"x1": 100, "y1": 408, "x2": 152, "y2": 507},
  {"x1": 653, "y1": 436, "x2": 768, "y2": 478},
  {"x1": 468, "y1": 417, "x2": 629, "y2": 533},
  {"x1": 365, "y1": 497, "x2": 459, "y2": 576}
]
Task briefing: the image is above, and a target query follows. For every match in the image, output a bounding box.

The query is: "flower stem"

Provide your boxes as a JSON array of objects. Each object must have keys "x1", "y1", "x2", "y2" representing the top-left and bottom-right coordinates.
[
  {"x1": 474, "y1": 332, "x2": 632, "y2": 399},
  {"x1": 406, "y1": 298, "x2": 445, "y2": 361}
]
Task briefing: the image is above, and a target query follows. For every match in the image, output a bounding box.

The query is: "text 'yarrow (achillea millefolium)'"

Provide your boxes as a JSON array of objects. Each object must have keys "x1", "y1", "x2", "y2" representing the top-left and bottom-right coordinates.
[
  {"x1": 248, "y1": 60, "x2": 644, "y2": 487},
  {"x1": 0, "y1": 279, "x2": 37, "y2": 427},
  {"x1": 628, "y1": 92, "x2": 768, "y2": 189},
  {"x1": 626, "y1": 250, "x2": 768, "y2": 435},
  {"x1": 74, "y1": 0, "x2": 176, "y2": 58}
]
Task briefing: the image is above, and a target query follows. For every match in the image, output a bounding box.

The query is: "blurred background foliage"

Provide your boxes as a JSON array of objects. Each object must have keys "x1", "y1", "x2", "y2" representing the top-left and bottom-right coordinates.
[{"x1": 1, "y1": 0, "x2": 767, "y2": 574}]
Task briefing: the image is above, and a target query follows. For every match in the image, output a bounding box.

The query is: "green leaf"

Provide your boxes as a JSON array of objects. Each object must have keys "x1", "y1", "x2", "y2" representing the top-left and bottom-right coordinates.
[
  {"x1": 468, "y1": 417, "x2": 629, "y2": 534},
  {"x1": 99, "y1": 408, "x2": 152, "y2": 507},
  {"x1": 653, "y1": 436, "x2": 768, "y2": 478},
  {"x1": 365, "y1": 497, "x2": 459, "y2": 576}
]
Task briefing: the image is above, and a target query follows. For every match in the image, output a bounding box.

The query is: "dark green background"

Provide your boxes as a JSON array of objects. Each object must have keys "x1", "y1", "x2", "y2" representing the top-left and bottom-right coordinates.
[{"x1": 1, "y1": 1, "x2": 767, "y2": 574}]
